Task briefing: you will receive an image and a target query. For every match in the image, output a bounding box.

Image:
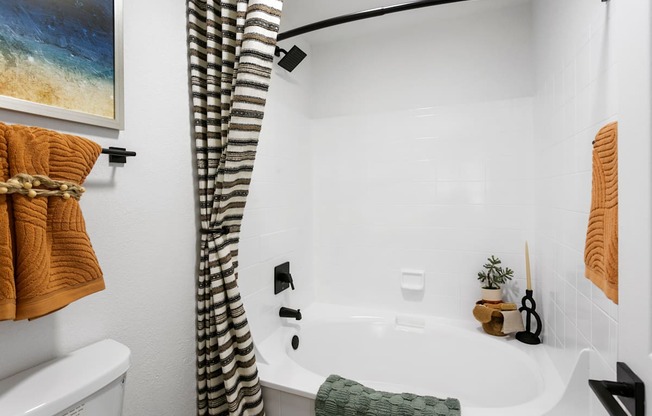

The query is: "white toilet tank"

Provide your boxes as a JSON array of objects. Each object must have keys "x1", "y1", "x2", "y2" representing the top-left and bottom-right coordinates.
[{"x1": 0, "y1": 339, "x2": 131, "y2": 416}]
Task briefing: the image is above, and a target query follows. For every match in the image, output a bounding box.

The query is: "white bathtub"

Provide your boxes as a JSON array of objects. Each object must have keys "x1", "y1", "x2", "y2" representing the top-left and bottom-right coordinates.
[{"x1": 256, "y1": 303, "x2": 589, "y2": 416}]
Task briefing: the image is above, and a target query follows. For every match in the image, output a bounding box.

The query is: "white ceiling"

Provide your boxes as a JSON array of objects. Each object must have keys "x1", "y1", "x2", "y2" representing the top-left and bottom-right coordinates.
[{"x1": 279, "y1": 0, "x2": 532, "y2": 44}]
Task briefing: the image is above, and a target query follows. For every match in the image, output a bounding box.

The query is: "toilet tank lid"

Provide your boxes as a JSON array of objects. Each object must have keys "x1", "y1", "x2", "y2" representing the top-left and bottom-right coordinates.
[{"x1": 0, "y1": 339, "x2": 131, "y2": 416}]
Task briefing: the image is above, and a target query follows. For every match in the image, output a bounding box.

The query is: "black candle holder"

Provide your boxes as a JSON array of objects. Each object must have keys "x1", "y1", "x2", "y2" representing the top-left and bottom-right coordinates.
[{"x1": 516, "y1": 289, "x2": 542, "y2": 345}]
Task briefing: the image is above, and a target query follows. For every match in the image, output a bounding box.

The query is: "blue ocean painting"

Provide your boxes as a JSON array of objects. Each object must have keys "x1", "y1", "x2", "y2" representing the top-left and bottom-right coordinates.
[{"x1": 0, "y1": 0, "x2": 115, "y2": 118}]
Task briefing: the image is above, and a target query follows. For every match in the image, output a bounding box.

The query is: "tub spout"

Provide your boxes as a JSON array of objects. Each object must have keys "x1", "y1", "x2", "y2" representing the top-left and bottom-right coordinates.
[{"x1": 279, "y1": 307, "x2": 302, "y2": 320}]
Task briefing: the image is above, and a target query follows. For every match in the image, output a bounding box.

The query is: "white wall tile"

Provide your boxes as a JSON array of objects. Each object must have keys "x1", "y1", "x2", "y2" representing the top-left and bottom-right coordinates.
[
  {"x1": 576, "y1": 293, "x2": 592, "y2": 341},
  {"x1": 311, "y1": 93, "x2": 535, "y2": 318},
  {"x1": 533, "y1": 0, "x2": 619, "y2": 389},
  {"x1": 591, "y1": 304, "x2": 611, "y2": 367},
  {"x1": 240, "y1": 40, "x2": 315, "y2": 345},
  {"x1": 239, "y1": 237, "x2": 262, "y2": 271}
]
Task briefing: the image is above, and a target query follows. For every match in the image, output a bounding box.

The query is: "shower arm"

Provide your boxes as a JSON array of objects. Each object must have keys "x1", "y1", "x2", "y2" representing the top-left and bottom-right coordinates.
[{"x1": 277, "y1": 0, "x2": 471, "y2": 42}]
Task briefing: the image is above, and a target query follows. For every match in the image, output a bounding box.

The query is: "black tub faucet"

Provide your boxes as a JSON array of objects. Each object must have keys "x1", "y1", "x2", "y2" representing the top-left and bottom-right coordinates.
[{"x1": 279, "y1": 307, "x2": 302, "y2": 321}]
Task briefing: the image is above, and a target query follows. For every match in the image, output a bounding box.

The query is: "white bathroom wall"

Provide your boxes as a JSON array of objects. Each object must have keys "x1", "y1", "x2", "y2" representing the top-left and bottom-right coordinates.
[
  {"x1": 309, "y1": 2, "x2": 534, "y2": 118},
  {"x1": 311, "y1": 100, "x2": 535, "y2": 318},
  {"x1": 532, "y1": 1, "x2": 618, "y2": 414},
  {"x1": 0, "y1": 2, "x2": 314, "y2": 413},
  {"x1": 615, "y1": 0, "x2": 652, "y2": 406},
  {"x1": 0, "y1": 1, "x2": 197, "y2": 415},
  {"x1": 239, "y1": 40, "x2": 315, "y2": 345},
  {"x1": 308, "y1": 2, "x2": 536, "y2": 319}
]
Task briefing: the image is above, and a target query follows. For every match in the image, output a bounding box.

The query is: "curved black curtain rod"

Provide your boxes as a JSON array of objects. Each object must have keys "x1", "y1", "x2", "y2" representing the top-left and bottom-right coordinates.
[{"x1": 277, "y1": 0, "x2": 472, "y2": 42}]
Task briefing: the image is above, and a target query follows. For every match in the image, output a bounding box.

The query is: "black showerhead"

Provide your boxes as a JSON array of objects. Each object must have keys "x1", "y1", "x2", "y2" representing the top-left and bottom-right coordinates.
[{"x1": 275, "y1": 45, "x2": 307, "y2": 72}]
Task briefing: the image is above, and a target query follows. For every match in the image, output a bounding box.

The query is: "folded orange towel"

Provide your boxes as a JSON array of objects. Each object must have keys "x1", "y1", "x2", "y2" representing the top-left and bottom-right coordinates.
[
  {"x1": 485, "y1": 302, "x2": 517, "y2": 311},
  {"x1": 0, "y1": 124, "x2": 15, "y2": 320},
  {"x1": 2, "y1": 123, "x2": 104, "y2": 320},
  {"x1": 585, "y1": 122, "x2": 618, "y2": 304}
]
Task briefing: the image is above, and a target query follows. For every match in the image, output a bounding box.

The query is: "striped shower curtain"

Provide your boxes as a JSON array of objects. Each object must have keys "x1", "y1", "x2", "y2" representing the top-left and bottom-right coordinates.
[{"x1": 187, "y1": 1, "x2": 282, "y2": 415}]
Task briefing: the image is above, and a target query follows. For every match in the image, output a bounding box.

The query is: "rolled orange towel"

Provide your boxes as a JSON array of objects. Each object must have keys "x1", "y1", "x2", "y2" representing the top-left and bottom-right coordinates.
[
  {"x1": 4, "y1": 123, "x2": 104, "y2": 320},
  {"x1": 0, "y1": 124, "x2": 15, "y2": 320}
]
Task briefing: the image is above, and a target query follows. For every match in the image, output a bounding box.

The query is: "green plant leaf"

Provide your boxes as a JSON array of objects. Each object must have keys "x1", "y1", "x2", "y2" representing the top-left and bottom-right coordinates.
[{"x1": 477, "y1": 255, "x2": 513, "y2": 289}]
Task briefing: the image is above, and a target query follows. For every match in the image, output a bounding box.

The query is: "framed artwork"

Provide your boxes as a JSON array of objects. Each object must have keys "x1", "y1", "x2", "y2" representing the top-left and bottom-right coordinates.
[{"x1": 0, "y1": 0, "x2": 124, "y2": 130}]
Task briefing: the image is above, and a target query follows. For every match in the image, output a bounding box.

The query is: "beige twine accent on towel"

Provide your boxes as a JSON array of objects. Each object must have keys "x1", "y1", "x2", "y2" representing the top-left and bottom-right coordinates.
[{"x1": 0, "y1": 173, "x2": 85, "y2": 200}]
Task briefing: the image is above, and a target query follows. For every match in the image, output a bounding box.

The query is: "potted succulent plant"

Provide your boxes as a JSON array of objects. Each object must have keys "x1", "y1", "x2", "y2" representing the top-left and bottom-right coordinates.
[{"x1": 477, "y1": 255, "x2": 514, "y2": 303}]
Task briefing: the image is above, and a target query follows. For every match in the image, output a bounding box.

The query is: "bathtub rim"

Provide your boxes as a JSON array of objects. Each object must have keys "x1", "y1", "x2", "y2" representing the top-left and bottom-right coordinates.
[{"x1": 255, "y1": 302, "x2": 586, "y2": 415}]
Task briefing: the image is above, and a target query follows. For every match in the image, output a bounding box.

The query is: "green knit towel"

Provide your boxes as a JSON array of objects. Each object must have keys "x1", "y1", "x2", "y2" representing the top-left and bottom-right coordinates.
[{"x1": 315, "y1": 375, "x2": 461, "y2": 416}]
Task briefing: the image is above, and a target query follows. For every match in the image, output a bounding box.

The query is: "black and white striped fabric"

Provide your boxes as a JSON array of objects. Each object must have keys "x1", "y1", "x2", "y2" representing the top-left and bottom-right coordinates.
[{"x1": 187, "y1": 1, "x2": 282, "y2": 415}]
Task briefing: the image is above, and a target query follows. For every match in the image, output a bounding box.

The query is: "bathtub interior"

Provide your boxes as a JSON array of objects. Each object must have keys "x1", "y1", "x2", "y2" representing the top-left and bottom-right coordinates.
[
  {"x1": 256, "y1": 302, "x2": 590, "y2": 416},
  {"x1": 291, "y1": 319, "x2": 542, "y2": 407}
]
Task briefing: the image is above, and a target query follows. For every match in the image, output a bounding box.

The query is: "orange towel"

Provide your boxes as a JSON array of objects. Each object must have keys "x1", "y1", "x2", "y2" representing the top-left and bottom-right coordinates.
[
  {"x1": 585, "y1": 122, "x2": 618, "y2": 304},
  {"x1": 1, "y1": 123, "x2": 104, "y2": 320},
  {"x1": 0, "y1": 124, "x2": 15, "y2": 320}
]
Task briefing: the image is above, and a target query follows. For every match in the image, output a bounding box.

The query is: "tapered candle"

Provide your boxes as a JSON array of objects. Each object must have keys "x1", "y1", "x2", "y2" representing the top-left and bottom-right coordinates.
[{"x1": 525, "y1": 241, "x2": 532, "y2": 290}]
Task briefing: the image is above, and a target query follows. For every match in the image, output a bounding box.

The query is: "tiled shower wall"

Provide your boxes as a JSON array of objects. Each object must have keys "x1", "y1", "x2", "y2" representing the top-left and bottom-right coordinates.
[
  {"x1": 311, "y1": 100, "x2": 535, "y2": 318},
  {"x1": 532, "y1": 1, "x2": 618, "y2": 413},
  {"x1": 244, "y1": 4, "x2": 620, "y2": 409},
  {"x1": 239, "y1": 41, "x2": 315, "y2": 345},
  {"x1": 308, "y1": 2, "x2": 536, "y2": 319}
]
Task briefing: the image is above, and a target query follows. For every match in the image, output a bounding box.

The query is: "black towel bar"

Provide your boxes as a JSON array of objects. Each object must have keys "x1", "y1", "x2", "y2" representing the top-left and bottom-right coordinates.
[
  {"x1": 101, "y1": 147, "x2": 136, "y2": 164},
  {"x1": 589, "y1": 362, "x2": 645, "y2": 416}
]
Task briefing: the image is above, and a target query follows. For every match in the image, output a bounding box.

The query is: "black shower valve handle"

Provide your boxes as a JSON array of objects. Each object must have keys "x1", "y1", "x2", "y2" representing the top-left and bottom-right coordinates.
[{"x1": 280, "y1": 272, "x2": 295, "y2": 290}]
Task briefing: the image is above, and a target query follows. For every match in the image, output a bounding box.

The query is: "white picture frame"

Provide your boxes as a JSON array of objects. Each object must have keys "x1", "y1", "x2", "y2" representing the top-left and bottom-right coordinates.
[{"x1": 0, "y1": 0, "x2": 124, "y2": 130}]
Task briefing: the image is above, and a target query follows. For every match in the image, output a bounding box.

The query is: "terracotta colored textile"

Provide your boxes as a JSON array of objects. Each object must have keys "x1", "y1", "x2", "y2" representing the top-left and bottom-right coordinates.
[
  {"x1": 0, "y1": 123, "x2": 103, "y2": 320},
  {"x1": 0, "y1": 125, "x2": 15, "y2": 320},
  {"x1": 585, "y1": 122, "x2": 618, "y2": 304},
  {"x1": 473, "y1": 302, "x2": 517, "y2": 323}
]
